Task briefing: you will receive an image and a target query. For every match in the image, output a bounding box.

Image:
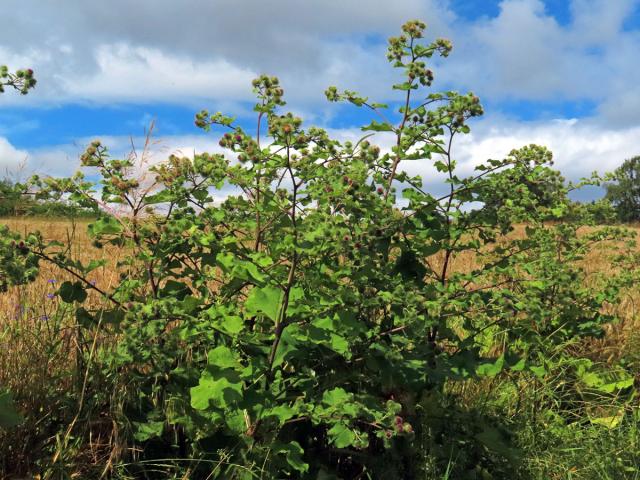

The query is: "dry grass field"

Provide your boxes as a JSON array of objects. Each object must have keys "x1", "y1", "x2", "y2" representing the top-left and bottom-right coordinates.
[
  {"x1": 2, "y1": 216, "x2": 638, "y2": 389},
  {"x1": 1, "y1": 216, "x2": 639, "y2": 478},
  {"x1": 0, "y1": 217, "x2": 123, "y2": 471}
]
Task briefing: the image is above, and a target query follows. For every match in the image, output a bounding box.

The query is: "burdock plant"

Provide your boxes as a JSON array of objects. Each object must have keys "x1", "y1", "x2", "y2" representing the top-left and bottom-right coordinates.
[{"x1": 2, "y1": 20, "x2": 637, "y2": 479}]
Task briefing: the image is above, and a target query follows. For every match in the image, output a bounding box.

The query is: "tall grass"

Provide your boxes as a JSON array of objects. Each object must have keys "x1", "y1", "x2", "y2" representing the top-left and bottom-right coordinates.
[{"x1": 0, "y1": 217, "x2": 123, "y2": 477}]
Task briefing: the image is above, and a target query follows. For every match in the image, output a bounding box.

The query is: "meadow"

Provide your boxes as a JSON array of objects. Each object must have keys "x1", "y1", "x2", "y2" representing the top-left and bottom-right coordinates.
[
  {"x1": 2, "y1": 19, "x2": 640, "y2": 480},
  {"x1": 1, "y1": 216, "x2": 639, "y2": 479}
]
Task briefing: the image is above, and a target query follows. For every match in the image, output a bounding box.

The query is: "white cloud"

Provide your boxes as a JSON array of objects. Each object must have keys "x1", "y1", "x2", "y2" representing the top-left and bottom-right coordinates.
[
  {"x1": 0, "y1": 0, "x2": 638, "y2": 129},
  {"x1": 14, "y1": 134, "x2": 225, "y2": 179},
  {"x1": 310, "y1": 116, "x2": 640, "y2": 189},
  {"x1": 598, "y1": 88, "x2": 640, "y2": 128},
  {"x1": 0, "y1": 0, "x2": 450, "y2": 107},
  {"x1": 570, "y1": 0, "x2": 637, "y2": 43},
  {"x1": 448, "y1": 116, "x2": 640, "y2": 179},
  {"x1": 441, "y1": 0, "x2": 637, "y2": 103},
  {"x1": 61, "y1": 44, "x2": 258, "y2": 103},
  {"x1": 0, "y1": 136, "x2": 29, "y2": 174},
  {"x1": 5, "y1": 114, "x2": 636, "y2": 199}
]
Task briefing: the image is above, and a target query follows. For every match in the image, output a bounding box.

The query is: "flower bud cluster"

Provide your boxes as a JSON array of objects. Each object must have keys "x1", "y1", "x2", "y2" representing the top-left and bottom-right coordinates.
[
  {"x1": 109, "y1": 176, "x2": 139, "y2": 191},
  {"x1": 80, "y1": 140, "x2": 105, "y2": 167},
  {"x1": 450, "y1": 93, "x2": 484, "y2": 128},
  {"x1": 407, "y1": 61, "x2": 434, "y2": 86},
  {"x1": 393, "y1": 415, "x2": 414, "y2": 434},
  {"x1": 218, "y1": 130, "x2": 262, "y2": 164},
  {"x1": 193, "y1": 152, "x2": 228, "y2": 177},
  {"x1": 387, "y1": 35, "x2": 409, "y2": 63},
  {"x1": 0, "y1": 66, "x2": 37, "y2": 95},
  {"x1": 194, "y1": 110, "x2": 236, "y2": 131},
  {"x1": 354, "y1": 140, "x2": 381, "y2": 165},
  {"x1": 194, "y1": 110, "x2": 210, "y2": 129},
  {"x1": 154, "y1": 154, "x2": 195, "y2": 184},
  {"x1": 432, "y1": 38, "x2": 453, "y2": 57},
  {"x1": 415, "y1": 93, "x2": 484, "y2": 131},
  {"x1": 252, "y1": 74, "x2": 285, "y2": 106},
  {"x1": 401, "y1": 20, "x2": 426, "y2": 38},
  {"x1": 325, "y1": 86, "x2": 339, "y2": 102},
  {"x1": 268, "y1": 112, "x2": 302, "y2": 139}
]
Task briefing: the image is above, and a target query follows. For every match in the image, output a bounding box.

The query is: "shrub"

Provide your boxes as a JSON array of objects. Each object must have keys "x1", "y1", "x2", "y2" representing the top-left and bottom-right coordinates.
[{"x1": 1, "y1": 21, "x2": 636, "y2": 478}]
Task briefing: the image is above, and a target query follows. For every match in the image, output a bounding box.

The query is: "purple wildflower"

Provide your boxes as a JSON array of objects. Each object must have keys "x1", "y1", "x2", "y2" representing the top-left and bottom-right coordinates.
[
  {"x1": 40, "y1": 315, "x2": 49, "y2": 321},
  {"x1": 47, "y1": 279, "x2": 56, "y2": 284},
  {"x1": 46, "y1": 293, "x2": 55, "y2": 299}
]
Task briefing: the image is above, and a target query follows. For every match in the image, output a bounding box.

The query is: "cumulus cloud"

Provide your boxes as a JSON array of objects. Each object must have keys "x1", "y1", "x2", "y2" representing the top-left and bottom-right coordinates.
[
  {"x1": 325, "y1": 115, "x2": 639, "y2": 184},
  {"x1": 61, "y1": 44, "x2": 258, "y2": 103},
  {"x1": 442, "y1": 0, "x2": 640, "y2": 109},
  {"x1": 1, "y1": 0, "x2": 639, "y2": 127},
  {"x1": 569, "y1": 0, "x2": 637, "y2": 43},
  {"x1": 0, "y1": 0, "x2": 639, "y2": 186},
  {"x1": 0, "y1": 0, "x2": 450, "y2": 106},
  {"x1": 3, "y1": 113, "x2": 635, "y2": 199},
  {"x1": 0, "y1": 136, "x2": 28, "y2": 174},
  {"x1": 448, "y1": 116, "x2": 640, "y2": 179}
]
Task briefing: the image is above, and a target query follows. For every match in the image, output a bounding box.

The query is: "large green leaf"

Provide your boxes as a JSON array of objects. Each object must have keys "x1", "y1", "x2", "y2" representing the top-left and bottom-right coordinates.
[
  {"x1": 475, "y1": 424, "x2": 520, "y2": 463},
  {"x1": 578, "y1": 366, "x2": 634, "y2": 393},
  {"x1": 244, "y1": 286, "x2": 282, "y2": 322},
  {"x1": 190, "y1": 370, "x2": 243, "y2": 410},
  {"x1": 590, "y1": 409, "x2": 625, "y2": 429},
  {"x1": 361, "y1": 120, "x2": 394, "y2": 132},
  {"x1": 274, "y1": 441, "x2": 308, "y2": 473},
  {"x1": 88, "y1": 216, "x2": 122, "y2": 236},
  {"x1": 58, "y1": 281, "x2": 87, "y2": 303},
  {"x1": 327, "y1": 422, "x2": 356, "y2": 448},
  {"x1": 476, "y1": 354, "x2": 505, "y2": 378},
  {"x1": 262, "y1": 404, "x2": 297, "y2": 425},
  {"x1": 132, "y1": 420, "x2": 164, "y2": 441},
  {"x1": 322, "y1": 388, "x2": 352, "y2": 407},
  {"x1": 207, "y1": 345, "x2": 241, "y2": 370}
]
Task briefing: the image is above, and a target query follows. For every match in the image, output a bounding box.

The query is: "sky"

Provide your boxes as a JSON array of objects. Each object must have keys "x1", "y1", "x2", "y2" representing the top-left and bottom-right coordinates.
[{"x1": 1, "y1": 0, "x2": 639, "y2": 200}]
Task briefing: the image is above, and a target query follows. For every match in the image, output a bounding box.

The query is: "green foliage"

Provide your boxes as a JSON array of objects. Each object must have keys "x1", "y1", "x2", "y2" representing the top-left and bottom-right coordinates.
[
  {"x1": 445, "y1": 357, "x2": 640, "y2": 479},
  {"x1": 0, "y1": 179, "x2": 22, "y2": 216},
  {"x1": 563, "y1": 198, "x2": 619, "y2": 225},
  {"x1": 605, "y1": 156, "x2": 640, "y2": 222},
  {"x1": 0, "y1": 225, "x2": 39, "y2": 292},
  {"x1": 0, "y1": 178, "x2": 96, "y2": 218},
  {"x1": 1, "y1": 20, "x2": 637, "y2": 479}
]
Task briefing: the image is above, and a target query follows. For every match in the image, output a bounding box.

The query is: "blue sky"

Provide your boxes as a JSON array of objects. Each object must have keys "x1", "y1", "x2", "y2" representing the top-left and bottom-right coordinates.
[
  {"x1": 451, "y1": 0, "x2": 571, "y2": 24},
  {"x1": 1, "y1": 0, "x2": 639, "y2": 194}
]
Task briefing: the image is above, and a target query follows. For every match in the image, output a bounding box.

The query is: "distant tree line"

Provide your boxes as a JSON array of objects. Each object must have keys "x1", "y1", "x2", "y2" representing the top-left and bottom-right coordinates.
[
  {"x1": 605, "y1": 156, "x2": 640, "y2": 223},
  {"x1": 0, "y1": 178, "x2": 96, "y2": 217}
]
